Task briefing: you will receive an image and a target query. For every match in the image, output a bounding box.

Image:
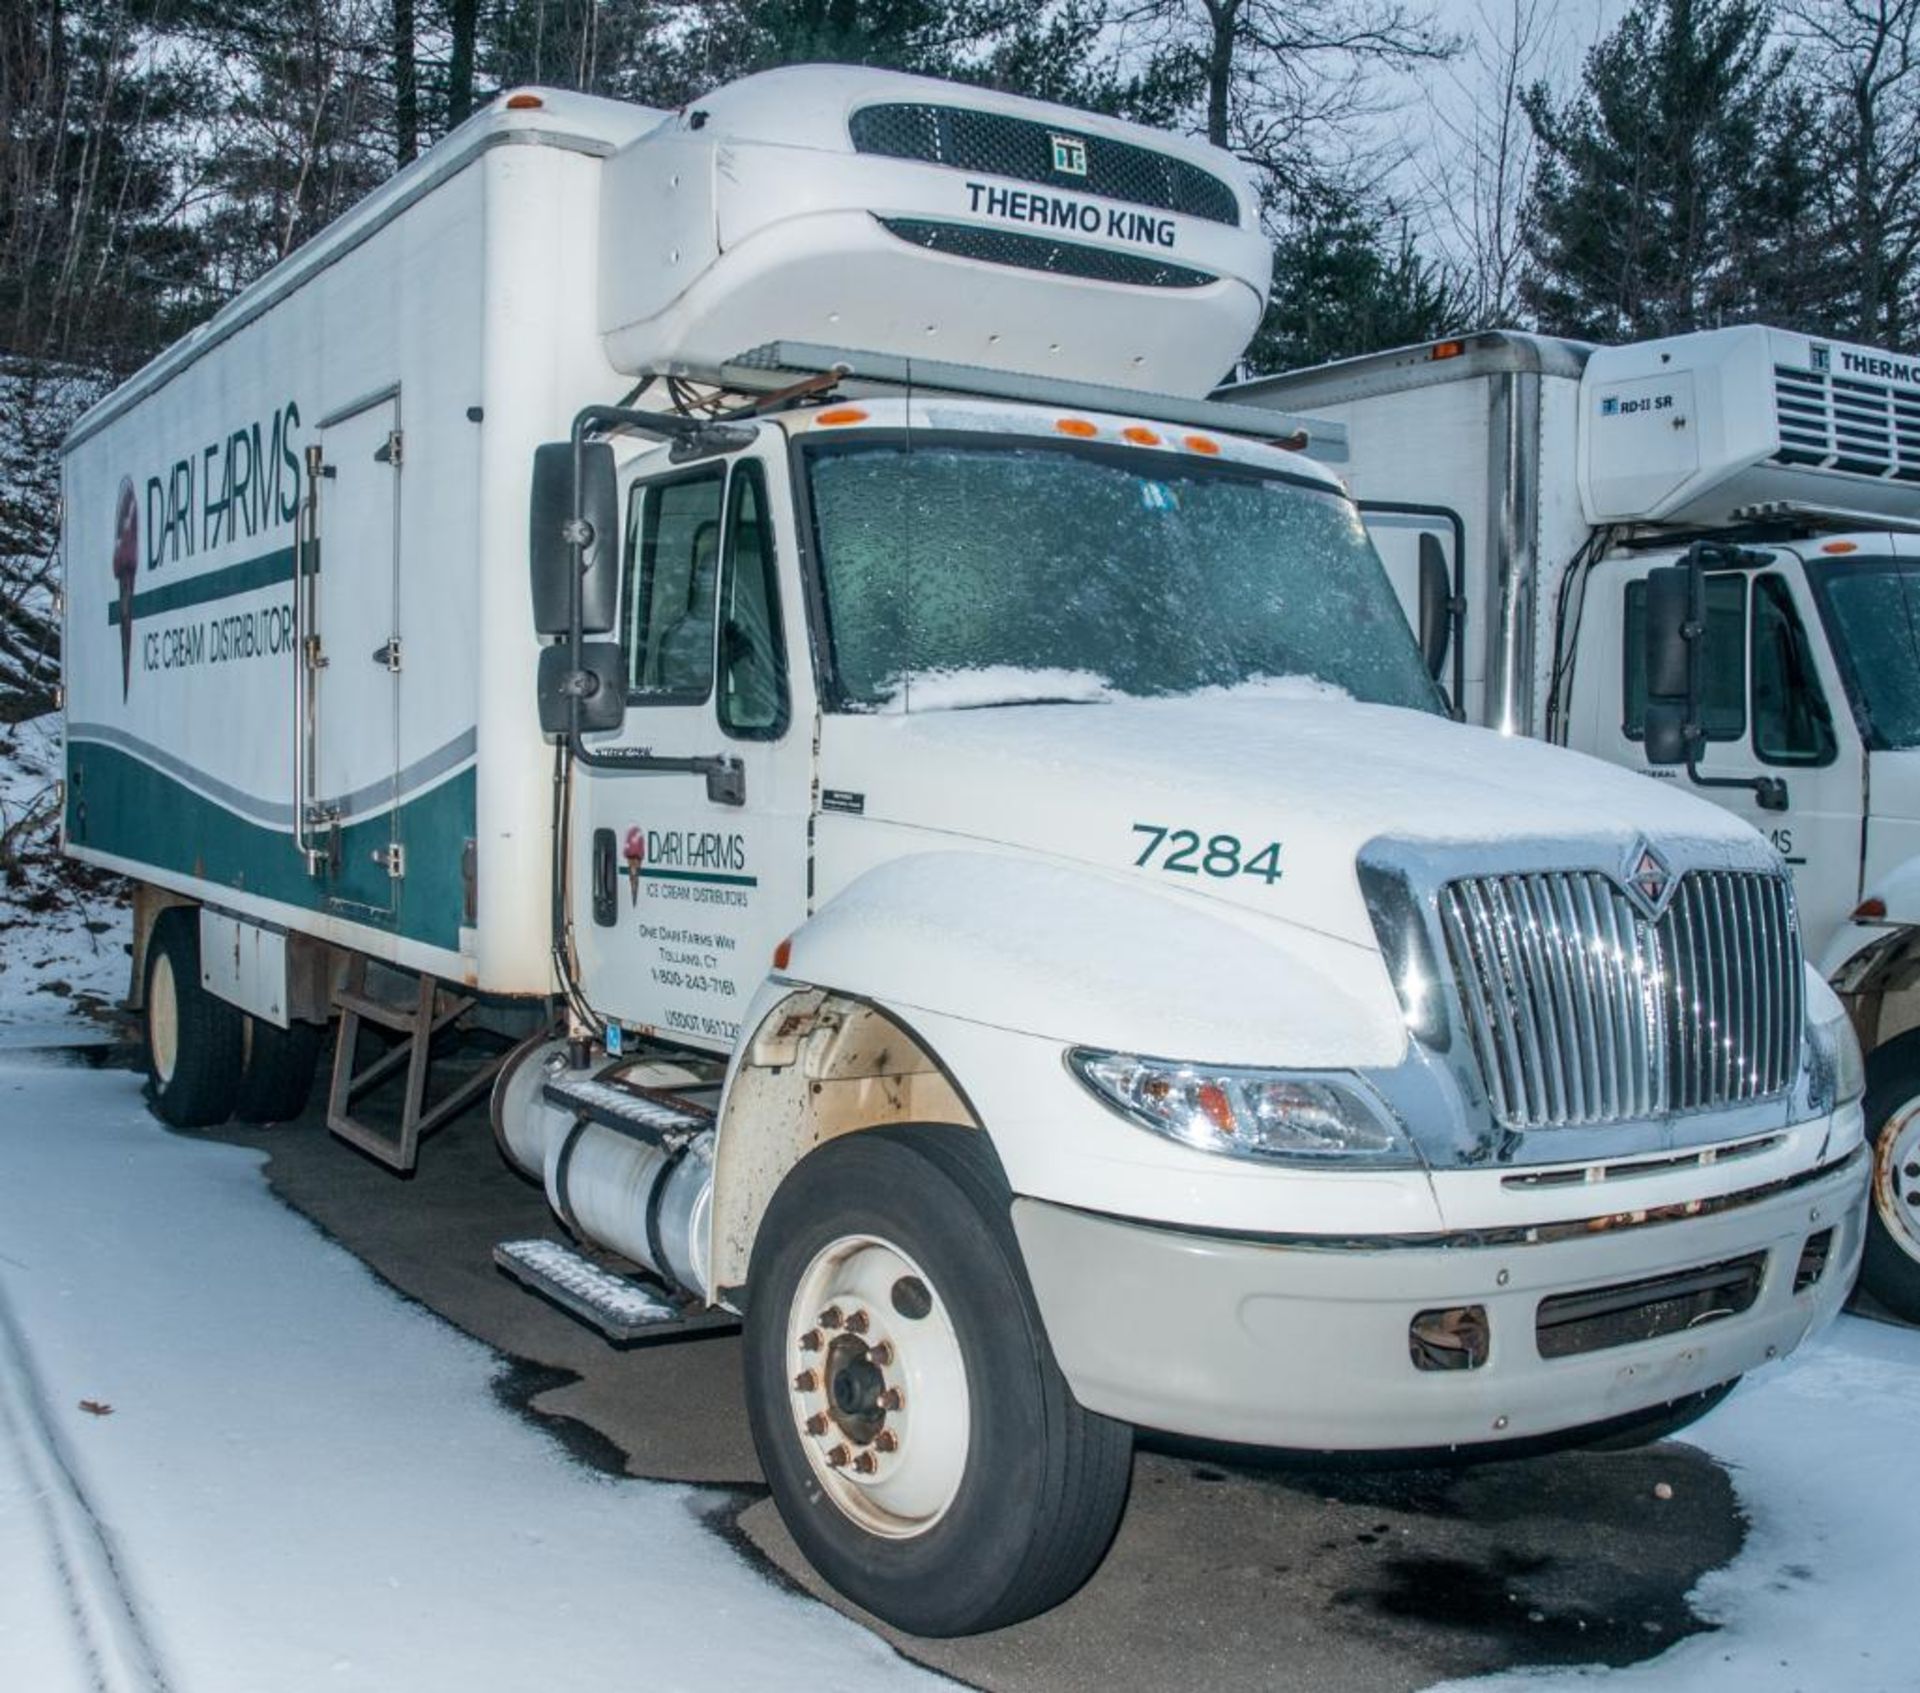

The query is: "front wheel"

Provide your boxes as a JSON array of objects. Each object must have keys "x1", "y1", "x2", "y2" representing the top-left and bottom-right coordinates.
[
  {"x1": 1861, "y1": 1029, "x2": 1920, "y2": 1324},
  {"x1": 742, "y1": 1127, "x2": 1133, "y2": 1636}
]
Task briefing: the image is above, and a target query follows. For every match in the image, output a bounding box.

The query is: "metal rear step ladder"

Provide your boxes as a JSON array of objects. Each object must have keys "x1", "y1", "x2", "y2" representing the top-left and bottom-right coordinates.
[{"x1": 326, "y1": 956, "x2": 504, "y2": 1171}]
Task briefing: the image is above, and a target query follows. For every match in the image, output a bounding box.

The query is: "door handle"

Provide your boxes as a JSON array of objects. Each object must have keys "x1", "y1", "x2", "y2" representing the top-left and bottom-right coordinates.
[{"x1": 591, "y1": 828, "x2": 618, "y2": 926}]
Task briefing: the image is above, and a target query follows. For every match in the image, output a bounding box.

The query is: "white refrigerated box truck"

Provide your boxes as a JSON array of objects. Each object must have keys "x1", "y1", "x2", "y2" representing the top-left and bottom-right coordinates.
[
  {"x1": 1230, "y1": 326, "x2": 1920, "y2": 1324},
  {"x1": 63, "y1": 71, "x2": 1867, "y2": 1634}
]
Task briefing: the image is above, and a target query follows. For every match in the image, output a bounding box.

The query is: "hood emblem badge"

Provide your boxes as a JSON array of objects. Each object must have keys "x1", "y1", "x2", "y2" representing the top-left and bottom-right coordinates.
[{"x1": 1622, "y1": 839, "x2": 1677, "y2": 920}]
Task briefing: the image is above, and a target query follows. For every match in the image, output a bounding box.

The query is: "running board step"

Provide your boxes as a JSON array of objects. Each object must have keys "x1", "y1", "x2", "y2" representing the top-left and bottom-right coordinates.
[
  {"x1": 493, "y1": 1240, "x2": 735, "y2": 1344},
  {"x1": 542, "y1": 1074, "x2": 713, "y2": 1150}
]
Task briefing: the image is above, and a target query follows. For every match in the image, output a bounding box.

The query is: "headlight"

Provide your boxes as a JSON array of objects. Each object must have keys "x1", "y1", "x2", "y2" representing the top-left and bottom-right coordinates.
[
  {"x1": 1067, "y1": 1049, "x2": 1418, "y2": 1166},
  {"x1": 1807, "y1": 1001, "x2": 1865, "y2": 1114}
]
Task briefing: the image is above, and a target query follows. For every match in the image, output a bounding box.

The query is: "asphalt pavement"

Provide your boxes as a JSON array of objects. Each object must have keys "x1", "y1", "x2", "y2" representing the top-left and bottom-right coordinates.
[{"x1": 183, "y1": 1041, "x2": 1751, "y2": 1693}]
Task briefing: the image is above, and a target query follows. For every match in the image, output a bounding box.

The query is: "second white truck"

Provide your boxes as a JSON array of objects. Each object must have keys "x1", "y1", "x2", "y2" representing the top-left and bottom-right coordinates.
[{"x1": 63, "y1": 76, "x2": 1866, "y2": 1634}]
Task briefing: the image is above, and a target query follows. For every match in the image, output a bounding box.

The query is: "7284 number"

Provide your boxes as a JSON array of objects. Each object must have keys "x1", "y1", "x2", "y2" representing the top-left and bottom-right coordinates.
[{"x1": 1132, "y1": 824, "x2": 1283, "y2": 885}]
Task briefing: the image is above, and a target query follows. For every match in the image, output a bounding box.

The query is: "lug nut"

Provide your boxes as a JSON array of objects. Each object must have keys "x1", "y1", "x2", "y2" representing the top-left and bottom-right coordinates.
[
  {"x1": 853, "y1": 1451, "x2": 878, "y2": 1475},
  {"x1": 805, "y1": 1413, "x2": 829, "y2": 1436},
  {"x1": 819, "y1": 1306, "x2": 844, "y2": 1330},
  {"x1": 874, "y1": 1429, "x2": 899, "y2": 1453},
  {"x1": 879, "y1": 1387, "x2": 904, "y2": 1412},
  {"x1": 826, "y1": 1444, "x2": 851, "y2": 1468},
  {"x1": 869, "y1": 1341, "x2": 893, "y2": 1367},
  {"x1": 799, "y1": 1329, "x2": 824, "y2": 1353},
  {"x1": 845, "y1": 1308, "x2": 870, "y2": 1335},
  {"x1": 793, "y1": 1369, "x2": 818, "y2": 1392}
]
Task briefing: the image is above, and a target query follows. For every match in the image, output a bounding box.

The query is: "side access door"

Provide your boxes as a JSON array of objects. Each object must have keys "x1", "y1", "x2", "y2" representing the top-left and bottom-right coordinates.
[
  {"x1": 571, "y1": 442, "x2": 813, "y2": 1052},
  {"x1": 307, "y1": 390, "x2": 403, "y2": 918},
  {"x1": 1567, "y1": 553, "x2": 1864, "y2": 945}
]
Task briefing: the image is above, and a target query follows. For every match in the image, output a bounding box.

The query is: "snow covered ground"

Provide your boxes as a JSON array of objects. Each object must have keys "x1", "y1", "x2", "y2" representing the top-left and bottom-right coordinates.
[{"x1": 0, "y1": 1048, "x2": 936, "y2": 1693}]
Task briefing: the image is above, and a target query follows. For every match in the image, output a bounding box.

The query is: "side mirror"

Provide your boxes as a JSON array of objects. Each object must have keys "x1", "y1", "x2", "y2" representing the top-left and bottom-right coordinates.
[
  {"x1": 1641, "y1": 562, "x2": 1699, "y2": 766},
  {"x1": 537, "y1": 641, "x2": 626, "y2": 735},
  {"x1": 1416, "y1": 532, "x2": 1451, "y2": 681},
  {"x1": 530, "y1": 441, "x2": 619, "y2": 636},
  {"x1": 1643, "y1": 698, "x2": 1691, "y2": 766}
]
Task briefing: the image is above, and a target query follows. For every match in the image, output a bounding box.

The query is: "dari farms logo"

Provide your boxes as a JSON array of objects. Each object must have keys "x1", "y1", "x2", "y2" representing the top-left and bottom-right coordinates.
[{"x1": 112, "y1": 476, "x2": 139, "y2": 699}]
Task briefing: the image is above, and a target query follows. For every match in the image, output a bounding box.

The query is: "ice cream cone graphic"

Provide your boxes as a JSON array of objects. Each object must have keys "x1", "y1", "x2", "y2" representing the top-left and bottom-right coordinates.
[{"x1": 112, "y1": 477, "x2": 138, "y2": 699}]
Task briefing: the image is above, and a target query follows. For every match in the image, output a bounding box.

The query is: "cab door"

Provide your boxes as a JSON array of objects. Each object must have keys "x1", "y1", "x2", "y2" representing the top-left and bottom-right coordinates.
[
  {"x1": 570, "y1": 440, "x2": 813, "y2": 1053},
  {"x1": 1571, "y1": 554, "x2": 1863, "y2": 947}
]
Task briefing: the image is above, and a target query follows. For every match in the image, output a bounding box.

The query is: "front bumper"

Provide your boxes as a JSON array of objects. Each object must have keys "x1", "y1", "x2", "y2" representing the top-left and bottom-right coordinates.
[{"x1": 1013, "y1": 1147, "x2": 1868, "y2": 1450}]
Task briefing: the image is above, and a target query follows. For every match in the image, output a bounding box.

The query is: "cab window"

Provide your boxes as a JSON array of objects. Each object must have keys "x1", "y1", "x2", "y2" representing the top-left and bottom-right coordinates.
[
  {"x1": 1751, "y1": 574, "x2": 1837, "y2": 765},
  {"x1": 717, "y1": 461, "x2": 788, "y2": 738},
  {"x1": 622, "y1": 465, "x2": 725, "y2": 702},
  {"x1": 1622, "y1": 574, "x2": 1747, "y2": 741}
]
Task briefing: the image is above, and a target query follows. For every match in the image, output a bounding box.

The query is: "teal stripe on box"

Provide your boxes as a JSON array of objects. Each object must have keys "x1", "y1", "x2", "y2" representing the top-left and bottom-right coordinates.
[{"x1": 109, "y1": 544, "x2": 302, "y2": 625}]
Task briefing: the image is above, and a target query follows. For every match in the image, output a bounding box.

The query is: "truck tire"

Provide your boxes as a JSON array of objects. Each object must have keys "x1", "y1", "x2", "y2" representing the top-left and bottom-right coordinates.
[
  {"x1": 742, "y1": 1126, "x2": 1133, "y2": 1636},
  {"x1": 1861, "y1": 1029, "x2": 1920, "y2": 1324},
  {"x1": 234, "y1": 1015, "x2": 322, "y2": 1124},
  {"x1": 142, "y1": 907, "x2": 243, "y2": 1128}
]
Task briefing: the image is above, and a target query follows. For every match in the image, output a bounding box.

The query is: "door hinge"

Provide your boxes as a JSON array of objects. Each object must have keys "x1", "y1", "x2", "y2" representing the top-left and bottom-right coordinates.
[
  {"x1": 374, "y1": 429, "x2": 403, "y2": 468},
  {"x1": 304, "y1": 635, "x2": 328, "y2": 671},
  {"x1": 371, "y1": 843, "x2": 405, "y2": 879},
  {"x1": 371, "y1": 636, "x2": 402, "y2": 671}
]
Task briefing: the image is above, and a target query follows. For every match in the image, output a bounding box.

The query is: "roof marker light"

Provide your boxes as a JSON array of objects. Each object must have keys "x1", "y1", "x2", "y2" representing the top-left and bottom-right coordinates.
[
  {"x1": 816, "y1": 406, "x2": 869, "y2": 427},
  {"x1": 505, "y1": 92, "x2": 545, "y2": 110},
  {"x1": 1430, "y1": 339, "x2": 1465, "y2": 360},
  {"x1": 1056, "y1": 418, "x2": 1099, "y2": 438},
  {"x1": 1822, "y1": 540, "x2": 1858, "y2": 554},
  {"x1": 1183, "y1": 434, "x2": 1220, "y2": 455},
  {"x1": 1122, "y1": 426, "x2": 1162, "y2": 446}
]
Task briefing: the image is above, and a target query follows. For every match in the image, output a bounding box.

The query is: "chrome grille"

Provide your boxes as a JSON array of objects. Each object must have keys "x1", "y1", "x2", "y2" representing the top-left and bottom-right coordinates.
[{"x1": 1439, "y1": 870, "x2": 1801, "y2": 1129}]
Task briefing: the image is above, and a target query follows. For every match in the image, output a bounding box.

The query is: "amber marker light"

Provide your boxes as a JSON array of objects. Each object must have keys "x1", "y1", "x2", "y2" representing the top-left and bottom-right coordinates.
[
  {"x1": 773, "y1": 937, "x2": 794, "y2": 970},
  {"x1": 505, "y1": 92, "x2": 545, "y2": 109},
  {"x1": 1822, "y1": 540, "x2": 1858, "y2": 554},
  {"x1": 1055, "y1": 417, "x2": 1099, "y2": 438},
  {"x1": 1122, "y1": 425, "x2": 1162, "y2": 446},
  {"x1": 816, "y1": 406, "x2": 869, "y2": 427},
  {"x1": 1183, "y1": 434, "x2": 1221, "y2": 455},
  {"x1": 1429, "y1": 339, "x2": 1465, "y2": 360},
  {"x1": 1853, "y1": 897, "x2": 1888, "y2": 921}
]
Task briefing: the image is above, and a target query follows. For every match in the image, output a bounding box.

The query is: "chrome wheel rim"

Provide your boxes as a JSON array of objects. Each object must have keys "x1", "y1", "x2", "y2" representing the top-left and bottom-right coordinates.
[
  {"x1": 785, "y1": 1233, "x2": 970, "y2": 1539},
  {"x1": 1873, "y1": 1093, "x2": 1920, "y2": 1266}
]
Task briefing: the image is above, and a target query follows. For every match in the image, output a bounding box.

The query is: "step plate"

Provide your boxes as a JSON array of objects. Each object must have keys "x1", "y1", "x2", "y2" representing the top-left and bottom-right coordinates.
[
  {"x1": 542, "y1": 1076, "x2": 712, "y2": 1146},
  {"x1": 494, "y1": 1239, "x2": 681, "y2": 1341}
]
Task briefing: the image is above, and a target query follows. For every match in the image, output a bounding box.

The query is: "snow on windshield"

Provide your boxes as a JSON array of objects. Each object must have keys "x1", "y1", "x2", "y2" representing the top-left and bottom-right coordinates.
[{"x1": 870, "y1": 667, "x2": 1353, "y2": 713}]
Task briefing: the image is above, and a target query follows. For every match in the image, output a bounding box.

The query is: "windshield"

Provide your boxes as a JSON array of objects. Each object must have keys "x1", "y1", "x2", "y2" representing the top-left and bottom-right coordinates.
[
  {"x1": 1806, "y1": 555, "x2": 1920, "y2": 750},
  {"x1": 802, "y1": 435, "x2": 1443, "y2": 713}
]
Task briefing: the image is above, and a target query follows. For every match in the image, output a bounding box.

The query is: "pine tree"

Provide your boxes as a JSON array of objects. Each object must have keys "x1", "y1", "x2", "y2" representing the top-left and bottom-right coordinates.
[
  {"x1": 1248, "y1": 188, "x2": 1458, "y2": 371},
  {"x1": 1520, "y1": 0, "x2": 1815, "y2": 339}
]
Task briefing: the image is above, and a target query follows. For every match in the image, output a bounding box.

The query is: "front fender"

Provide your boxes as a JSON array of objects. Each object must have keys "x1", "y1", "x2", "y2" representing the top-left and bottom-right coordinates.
[{"x1": 785, "y1": 849, "x2": 1406, "y2": 1067}]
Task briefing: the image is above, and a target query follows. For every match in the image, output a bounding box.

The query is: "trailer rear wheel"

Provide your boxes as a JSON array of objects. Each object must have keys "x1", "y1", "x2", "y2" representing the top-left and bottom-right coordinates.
[
  {"x1": 142, "y1": 907, "x2": 242, "y2": 1128},
  {"x1": 742, "y1": 1127, "x2": 1132, "y2": 1636},
  {"x1": 234, "y1": 1015, "x2": 322, "y2": 1124},
  {"x1": 1861, "y1": 1029, "x2": 1920, "y2": 1324}
]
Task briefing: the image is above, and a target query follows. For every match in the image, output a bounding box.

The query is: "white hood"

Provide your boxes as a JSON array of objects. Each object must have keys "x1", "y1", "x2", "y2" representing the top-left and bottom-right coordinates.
[{"x1": 817, "y1": 696, "x2": 1761, "y2": 950}]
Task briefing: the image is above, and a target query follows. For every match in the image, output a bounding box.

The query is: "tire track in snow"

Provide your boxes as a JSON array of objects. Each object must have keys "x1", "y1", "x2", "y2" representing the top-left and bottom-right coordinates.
[{"x1": 0, "y1": 1276, "x2": 173, "y2": 1693}]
